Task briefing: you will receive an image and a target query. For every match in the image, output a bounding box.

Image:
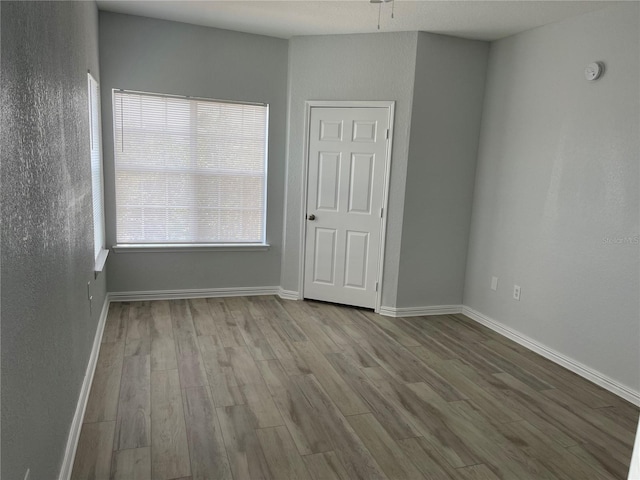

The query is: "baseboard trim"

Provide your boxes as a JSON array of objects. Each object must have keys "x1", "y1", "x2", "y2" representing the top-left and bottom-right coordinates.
[
  {"x1": 461, "y1": 306, "x2": 640, "y2": 407},
  {"x1": 110, "y1": 286, "x2": 280, "y2": 302},
  {"x1": 278, "y1": 288, "x2": 300, "y2": 301},
  {"x1": 629, "y1": 422, "x2": 640, "y2": 480},
  {"x1": 378, "y1": 304, "x2": 463, "y2": 317},
  {"x1": 58, "y1": 294, "x2": 111, "y2": 480}
]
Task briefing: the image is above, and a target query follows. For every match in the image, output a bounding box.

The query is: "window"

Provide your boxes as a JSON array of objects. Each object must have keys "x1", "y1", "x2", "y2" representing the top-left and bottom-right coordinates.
[
  {"x1": 113, "y1": 90, "x2": 268, "y2": 246},
  {"x1": 88, "y1": 73, "x2": 107, "y2": 271}
]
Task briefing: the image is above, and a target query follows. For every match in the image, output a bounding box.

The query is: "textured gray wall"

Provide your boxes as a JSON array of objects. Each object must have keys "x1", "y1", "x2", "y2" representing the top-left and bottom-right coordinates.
[
  {"x1": 99, "y1": 12, "x2": 288, "y2": 293},
  {"x1": 396, "y1": 33, "x2": 488, "y2": 307},
  {"x1": 282, "y1": 32, "x2": 418, "y2": 307},
  {"x1": 464, "y1": 4, "x2": 640, "y2": 391},
  {"x1": 1, "y1": 2, "x2": 104, "y2": 479}
]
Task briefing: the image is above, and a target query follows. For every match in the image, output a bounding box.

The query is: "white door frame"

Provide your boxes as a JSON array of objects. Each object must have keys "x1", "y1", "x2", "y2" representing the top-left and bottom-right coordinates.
[{"x1": 297, "y1": 100, "x2": 395, "y2": 313}]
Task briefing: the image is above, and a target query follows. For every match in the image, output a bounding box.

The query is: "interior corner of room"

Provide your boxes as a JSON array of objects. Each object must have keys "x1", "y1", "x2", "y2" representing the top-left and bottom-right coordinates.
[{"x1": 1, "y1": 1, "x2": 638, "y2": 479}]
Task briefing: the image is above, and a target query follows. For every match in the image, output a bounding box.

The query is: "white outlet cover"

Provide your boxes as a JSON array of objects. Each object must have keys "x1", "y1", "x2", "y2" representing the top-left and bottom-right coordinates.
[
  {"x1": 513, "y1": 285, "x2": 521, "y2": 300},
  {"x1": 491, "y1": 276, "x2": 498, "y2": 291}
]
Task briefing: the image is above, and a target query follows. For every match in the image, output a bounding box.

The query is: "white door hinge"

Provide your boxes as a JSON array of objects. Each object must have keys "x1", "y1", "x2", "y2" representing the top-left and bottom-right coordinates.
[
  {"x1": 375, "y1": 282, "x2": 379, "y2": 292},
  {"x1": 386, "y1": 129, "x2": 389, "y2": 139}
]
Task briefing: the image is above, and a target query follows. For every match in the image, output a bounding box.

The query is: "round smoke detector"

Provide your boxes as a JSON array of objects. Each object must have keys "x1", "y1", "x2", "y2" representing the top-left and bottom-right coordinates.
[{"x1": 585, "y1": 62, "x2": 604, "y2": 81}]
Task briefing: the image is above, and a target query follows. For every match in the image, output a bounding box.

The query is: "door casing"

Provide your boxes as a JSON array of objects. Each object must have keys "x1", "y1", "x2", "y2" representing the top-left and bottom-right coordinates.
[{"x1": 298, "y1": 100, "x2": 395, "y2": 313}]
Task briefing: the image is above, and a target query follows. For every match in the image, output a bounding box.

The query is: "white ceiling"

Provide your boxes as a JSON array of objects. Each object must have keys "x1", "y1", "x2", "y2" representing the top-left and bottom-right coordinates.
[{"x1": 96, "y1": 0, "x2": 616, "y2": 41}]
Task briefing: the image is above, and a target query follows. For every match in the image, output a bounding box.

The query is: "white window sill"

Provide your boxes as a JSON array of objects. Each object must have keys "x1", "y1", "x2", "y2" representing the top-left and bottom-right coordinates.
[
  {"x1": 112, "y1": 243, "x2": 270, "y2": 253},
  {"x1": 94, "y1": 248, "x2": 109, "y2": 274}
]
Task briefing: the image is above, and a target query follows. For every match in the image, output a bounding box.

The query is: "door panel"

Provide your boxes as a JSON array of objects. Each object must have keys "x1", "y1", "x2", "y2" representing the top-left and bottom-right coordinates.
[
  {"x1": 317, "y1": 152, "x2": 341, "y2": 211},
  {"x1": 304, "y1": 106, "x2": 390, "y2": 308},
  {"x1": 320, "y1": 120, "x2": 343, "y2": 141},
  {"x1": 352, "y1": 120, "x2": 378, "y2": 142},
  {"x1": 348, "y1": 153, "x2": 374, "y2": 214},
  {"x1": 344, "y1": 231, "x2": 369, "y2": 289},
  {"x1": 313, "y1": 228, "x2": 337, "y2": 284}
]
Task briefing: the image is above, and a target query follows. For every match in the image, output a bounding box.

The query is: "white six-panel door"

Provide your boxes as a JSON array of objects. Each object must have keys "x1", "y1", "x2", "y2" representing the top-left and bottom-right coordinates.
[{"x1": 303, "y1": 106, "x2": 391, "y2": 308}]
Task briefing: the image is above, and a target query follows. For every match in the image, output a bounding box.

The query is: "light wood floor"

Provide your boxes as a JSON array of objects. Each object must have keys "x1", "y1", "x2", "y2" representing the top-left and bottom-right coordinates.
[{"x1": 72, "y1": 296, "x2": 639, "y2": 480}]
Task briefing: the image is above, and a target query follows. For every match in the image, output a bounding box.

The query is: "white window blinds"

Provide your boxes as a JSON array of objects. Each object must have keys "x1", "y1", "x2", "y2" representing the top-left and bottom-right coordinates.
[
  {"x1": 88, "y1": 73, "x2": 105, "y2": 261},
  {"x1": 113, "y1": 90, "x2": 268, "y2": 245}
]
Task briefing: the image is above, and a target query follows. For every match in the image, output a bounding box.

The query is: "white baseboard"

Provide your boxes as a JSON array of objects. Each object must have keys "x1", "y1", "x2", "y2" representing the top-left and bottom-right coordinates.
[
  {"x1": 110, "y1": 286, "x2": 279, "y2": 302},
  {"x1": 378, "y1": 304, "x2": 463, "y2": 317},
  {"x1": 461, "y1": 306, "x2": 640, "y2": 407},
  {"x1": 278, "y1": 288, "x2": 300, "y2": 301},
  {"x1": 629, "y1": 422, "x2": 640, "y2": 480},
  {"x1": 58, "y1": 294, "x2": 111, "y2": 480}
]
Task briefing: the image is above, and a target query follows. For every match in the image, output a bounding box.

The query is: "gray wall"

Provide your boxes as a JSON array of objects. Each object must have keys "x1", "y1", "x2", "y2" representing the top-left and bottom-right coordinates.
[
  {"x1": 464, "y1": 4, "x2": 640, "y2": 392},
  {"x1": 99, "y1": 12, "x2": 288, "y2": 292},
  {"x1": 1, "y1": 2, "x2": 105, "y2": 479},
  {"x1": 281, "y1": 32, "x2": 419, "y2": 307},
  {"x1": 397, "y1": 32, "x2": 488, "y2": 307}
]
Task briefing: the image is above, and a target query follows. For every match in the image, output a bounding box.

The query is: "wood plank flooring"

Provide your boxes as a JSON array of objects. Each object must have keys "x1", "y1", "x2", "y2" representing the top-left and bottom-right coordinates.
[{"x1": 72, "y1": 296, "x2": 639, "y2": 480}]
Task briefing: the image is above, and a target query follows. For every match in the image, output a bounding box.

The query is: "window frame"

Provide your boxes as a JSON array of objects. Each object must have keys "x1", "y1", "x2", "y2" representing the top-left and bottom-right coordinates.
[
  {"x1": 111, "y1": 89, "x2": 270, "y2": 250},
  {"x1": 88, "y1": 72, "x2": 108, "y2": 272}
]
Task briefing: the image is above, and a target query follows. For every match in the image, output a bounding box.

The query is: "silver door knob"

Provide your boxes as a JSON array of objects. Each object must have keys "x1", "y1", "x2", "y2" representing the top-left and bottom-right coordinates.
[{"x1": 307, "y1": 214, "x2": 316, "y2": 221}]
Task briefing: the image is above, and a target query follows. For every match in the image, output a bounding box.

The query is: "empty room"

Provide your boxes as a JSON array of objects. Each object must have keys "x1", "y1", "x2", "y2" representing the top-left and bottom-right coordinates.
[{"x1": 1, "y1": 1, "x2": 639, "y2": 479}]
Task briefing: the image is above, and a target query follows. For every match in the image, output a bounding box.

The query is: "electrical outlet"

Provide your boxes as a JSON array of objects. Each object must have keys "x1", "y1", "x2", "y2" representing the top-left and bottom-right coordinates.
[
  {"x1": 513, "y1": 285, "x2": 521, "y2": 301},
  {"x1": 24, "y1": 468, "x2": 30, "y2": 480},
  {"x1": 491, "y1": 276, "x2": 498, "y2": 291}
]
